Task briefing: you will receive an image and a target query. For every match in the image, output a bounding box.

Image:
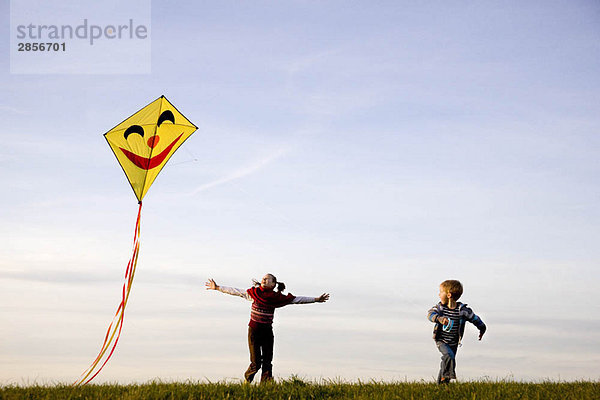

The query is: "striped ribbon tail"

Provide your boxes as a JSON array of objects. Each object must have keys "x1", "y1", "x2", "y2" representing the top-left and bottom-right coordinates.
[{"x1": 74, "y1": 201, "x2": 143, "y2": 386}]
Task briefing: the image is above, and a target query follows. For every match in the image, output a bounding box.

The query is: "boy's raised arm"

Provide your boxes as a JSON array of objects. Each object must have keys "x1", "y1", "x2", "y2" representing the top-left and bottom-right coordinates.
[
  {"x1": 473, "y1": 315, "x2": 486, "y2": 340},
  {"x1": 462, "y1": 305, "x2": 487, "y2": 340}
]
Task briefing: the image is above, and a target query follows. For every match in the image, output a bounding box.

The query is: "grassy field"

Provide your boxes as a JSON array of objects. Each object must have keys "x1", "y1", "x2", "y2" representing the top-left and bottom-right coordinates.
[{"x1": 1, "y1": 378, "x2": 598, "y2": 400}]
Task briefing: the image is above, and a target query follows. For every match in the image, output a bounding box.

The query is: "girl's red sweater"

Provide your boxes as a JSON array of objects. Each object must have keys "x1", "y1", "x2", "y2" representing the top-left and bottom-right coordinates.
[{"x1": 246, "y1": 287, "x2": 295, "y2": 328}]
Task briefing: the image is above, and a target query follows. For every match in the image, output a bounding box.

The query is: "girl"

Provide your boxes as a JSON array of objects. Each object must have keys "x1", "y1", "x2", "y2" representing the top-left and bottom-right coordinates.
[{"x1": 205, "y1": 274, "x2": 329, "y2": 383}]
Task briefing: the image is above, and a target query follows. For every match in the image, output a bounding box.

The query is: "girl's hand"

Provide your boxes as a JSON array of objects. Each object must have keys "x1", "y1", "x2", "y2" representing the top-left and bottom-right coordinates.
[
  {"x1": 205, "y1": 278, "x2": 219, "y2": 290},
  {"x1": 315, "y1": 293, "x2": 330, "y2": 303},
  {"x1": 437, "y1": 316, "x2": 449, "y2": 325}
]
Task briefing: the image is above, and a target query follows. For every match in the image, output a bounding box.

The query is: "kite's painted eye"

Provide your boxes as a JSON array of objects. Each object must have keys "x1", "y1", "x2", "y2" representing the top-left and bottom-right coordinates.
[
  {"x1": 157, "y1": 110, "x2": 175, "y2": 127},
  {"x1": 124, "y1": 125, "x2": 144, "y2": 140}
]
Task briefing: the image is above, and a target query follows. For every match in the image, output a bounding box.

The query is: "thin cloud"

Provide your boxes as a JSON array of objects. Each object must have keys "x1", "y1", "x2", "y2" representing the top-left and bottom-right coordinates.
[
  {"x1": 0, "y1": 105, "x2": 27, "y2": 115},
  {"x1": 189, "y1": 146, "x2": 290, "y2": 195}
]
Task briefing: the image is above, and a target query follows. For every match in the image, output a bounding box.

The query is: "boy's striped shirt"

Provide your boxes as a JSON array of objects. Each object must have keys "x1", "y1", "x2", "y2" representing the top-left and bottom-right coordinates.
[
  {"x1": 439, "y1": 304, "x2": 460, "y2": 345},
  {"x1": 427, "y1": 301, "x2": 486, "y2": 345}
]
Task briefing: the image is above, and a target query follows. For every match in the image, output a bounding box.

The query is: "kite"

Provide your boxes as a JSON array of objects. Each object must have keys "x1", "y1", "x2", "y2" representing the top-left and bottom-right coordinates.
[{"x1": 74, "y1": 96, "x2": 197, "y2": 385}]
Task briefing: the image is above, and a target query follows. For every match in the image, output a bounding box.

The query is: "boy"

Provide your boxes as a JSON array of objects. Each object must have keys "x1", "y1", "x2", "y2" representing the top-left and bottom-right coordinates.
[{"x1": 427, "y1": 280, "x2": 486, "y2": 384}]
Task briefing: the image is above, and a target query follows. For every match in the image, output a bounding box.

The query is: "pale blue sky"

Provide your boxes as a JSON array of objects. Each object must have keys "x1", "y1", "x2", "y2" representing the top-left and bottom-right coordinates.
[{"x1": 1, "y1": 0, "x2": 599, "y2": 384}]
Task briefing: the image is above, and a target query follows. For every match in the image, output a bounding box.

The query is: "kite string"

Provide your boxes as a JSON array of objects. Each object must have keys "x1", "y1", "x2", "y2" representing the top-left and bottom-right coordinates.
[{"x1": 74, "y1": 201, "x2": 142, "y2": 386}]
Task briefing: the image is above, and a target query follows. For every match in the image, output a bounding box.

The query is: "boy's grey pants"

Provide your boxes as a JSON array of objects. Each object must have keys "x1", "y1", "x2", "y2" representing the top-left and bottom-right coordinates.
[{"x1": 436, "y1": 341, "x2": 458, "y2": 383}]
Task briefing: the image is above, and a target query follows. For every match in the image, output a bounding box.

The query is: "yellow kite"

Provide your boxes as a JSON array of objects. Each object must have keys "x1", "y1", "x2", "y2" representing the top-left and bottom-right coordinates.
[
  {"x1": 75, "y1": 96, "x2": 197, "y2": 386},
  {"x1": 105, "y1": 95, "x2": 198, "y2": 201}
]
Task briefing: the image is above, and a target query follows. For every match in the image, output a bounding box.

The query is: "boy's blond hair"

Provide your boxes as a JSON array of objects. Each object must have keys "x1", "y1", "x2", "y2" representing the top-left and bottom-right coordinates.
[{"x1": 441, "y1": 280, "x2": 463, "y2": 300}]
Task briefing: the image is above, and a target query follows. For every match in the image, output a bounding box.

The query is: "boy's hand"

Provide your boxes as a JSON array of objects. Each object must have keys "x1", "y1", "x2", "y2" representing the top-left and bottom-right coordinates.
[
  {"x1": 437, "y1": 316, "x2": 449, "y2": 325},
  {"x1": 205, "y1": 278, "x2": 219, "y2": 290},
  {"x1": 316, "y1": 293, "x2": 330, "y2": 303}
]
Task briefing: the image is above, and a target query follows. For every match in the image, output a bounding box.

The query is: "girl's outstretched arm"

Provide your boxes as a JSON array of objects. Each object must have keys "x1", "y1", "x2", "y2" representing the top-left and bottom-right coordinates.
[
  {"x1": 205, "y1": 278, "x2": 252, "y2": 300},
  {"x1": 292, "y1": 293, "x2": 330, "y2": 304}
]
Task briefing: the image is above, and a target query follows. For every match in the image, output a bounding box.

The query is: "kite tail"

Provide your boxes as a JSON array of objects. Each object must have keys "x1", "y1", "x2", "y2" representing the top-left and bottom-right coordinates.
[{"x1": 74, "y1": 201, "x2": 143, "y2": 386}]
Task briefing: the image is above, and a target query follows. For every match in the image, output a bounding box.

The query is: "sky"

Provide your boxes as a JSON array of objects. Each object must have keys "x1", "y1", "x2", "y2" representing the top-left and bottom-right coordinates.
[{"x1": 1, "y1": 0, "x2": 599, "y2": 384}]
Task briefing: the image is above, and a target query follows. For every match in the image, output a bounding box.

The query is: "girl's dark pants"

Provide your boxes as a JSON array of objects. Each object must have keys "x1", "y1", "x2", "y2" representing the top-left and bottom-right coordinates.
[
  {"x1": 245, "y1": 325, "x2": 274, "y2": 383},
  {"x1": 436, "y1": 341, "x2": 458, "y2": 383}
]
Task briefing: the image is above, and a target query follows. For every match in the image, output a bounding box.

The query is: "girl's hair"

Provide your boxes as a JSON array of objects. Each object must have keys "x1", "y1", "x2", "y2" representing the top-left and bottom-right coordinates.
[{"x1": 253, "y1": 274, "x2": 286, "y2": 292}]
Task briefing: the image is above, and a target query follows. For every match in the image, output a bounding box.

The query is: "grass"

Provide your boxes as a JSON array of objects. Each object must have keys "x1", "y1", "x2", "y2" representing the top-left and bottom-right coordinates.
[{"x1": 1, "y1": 378, "x2": 598, "y2": 400}]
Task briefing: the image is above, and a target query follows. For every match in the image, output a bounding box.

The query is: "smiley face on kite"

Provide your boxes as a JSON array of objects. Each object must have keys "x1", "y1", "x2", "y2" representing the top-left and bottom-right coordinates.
[
  {"x1": 104, "y1": 96, "x2": 198, "y2": 201},
  {"x1": 119, "y1": 110, "x2": 183, "y2": 170}
]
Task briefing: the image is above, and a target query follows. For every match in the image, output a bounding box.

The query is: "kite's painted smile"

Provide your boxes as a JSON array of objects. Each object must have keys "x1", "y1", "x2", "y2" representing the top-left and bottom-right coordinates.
[{"x1": 119, "y1": 133, "x2": 184, "y2": 170}]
